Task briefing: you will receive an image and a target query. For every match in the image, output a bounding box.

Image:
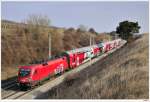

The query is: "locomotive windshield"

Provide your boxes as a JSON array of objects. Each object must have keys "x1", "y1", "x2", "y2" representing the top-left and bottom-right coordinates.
[{"x1": 19, "y1": 68, "x2": 30, "y2": 77}]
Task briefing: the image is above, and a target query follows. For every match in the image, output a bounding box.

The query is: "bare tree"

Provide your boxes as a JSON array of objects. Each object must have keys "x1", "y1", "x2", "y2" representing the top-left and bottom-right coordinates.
[
  {"x1": 25, "y1": 14, "x2": 51, "y2": 26},
  {"x1": 24, "y1": 14, "x2": 51, "y2": 40}
]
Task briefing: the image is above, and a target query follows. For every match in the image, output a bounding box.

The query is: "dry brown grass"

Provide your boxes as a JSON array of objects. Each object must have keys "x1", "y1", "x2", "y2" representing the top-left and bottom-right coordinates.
[
  {"x1": 96, "y1": 33, "x2": 112, "y2": 42},
  {"x1": 46, "y1": 34, "x2": 148, "y2": 99}
]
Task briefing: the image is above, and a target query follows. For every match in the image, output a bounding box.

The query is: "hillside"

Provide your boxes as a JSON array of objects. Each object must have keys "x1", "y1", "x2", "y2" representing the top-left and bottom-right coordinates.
[
  {"x1": 46, "y1": 33, "x2": 149, "y2": 99},
  {"x1": 1, "y1": 20, "x2": 112, "y2": 80}
]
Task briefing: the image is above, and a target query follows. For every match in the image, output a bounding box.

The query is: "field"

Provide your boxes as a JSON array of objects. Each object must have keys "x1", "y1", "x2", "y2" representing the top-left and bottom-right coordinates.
[{"x1": 45, "y1": 33, "x2": 149, "y2": 99}]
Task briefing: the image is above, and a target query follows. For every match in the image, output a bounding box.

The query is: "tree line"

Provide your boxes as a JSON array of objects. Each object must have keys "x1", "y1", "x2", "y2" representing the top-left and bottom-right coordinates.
[{"x1": 23, "y1": 14, "x2": 141, "y2": 41}]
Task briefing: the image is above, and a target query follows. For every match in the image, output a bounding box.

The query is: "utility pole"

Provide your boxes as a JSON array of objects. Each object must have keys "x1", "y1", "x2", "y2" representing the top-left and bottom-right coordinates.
[
  {"x1": 90, "y1": 35, "x2": 92, "y2": 46},
  {"x1": 93, "y1": 36, "x2": 95, "y2": 45},
  {"x1": 89, "y1": 35, "x2": 92, "y2": 66},
  {"x1": 48, "y1": 33, "x2": 51, "y2": 59}
]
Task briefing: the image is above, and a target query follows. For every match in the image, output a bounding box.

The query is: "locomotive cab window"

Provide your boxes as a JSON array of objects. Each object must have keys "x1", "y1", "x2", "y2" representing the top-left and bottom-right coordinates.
[{"x1": 19, "y1": 68, "x2": 31, "y2": 77}]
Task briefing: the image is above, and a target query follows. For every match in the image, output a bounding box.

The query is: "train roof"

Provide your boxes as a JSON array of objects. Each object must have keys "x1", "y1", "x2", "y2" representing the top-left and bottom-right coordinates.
[
  {"x1": 97, "y1": 43, "x2": 103, "y2": 47},
  {"x1": 18, "y1": 57, "x2": 65, "y2": 70},
  {"x1": 18, "y1": 64, "x2": 39, "y2": 69},
  {"x1": 65, "y1": 46, "x2": 90, "y2": 54},
  {"x1": 65, "y1": 43, "x2": 103, "y2": 54}
]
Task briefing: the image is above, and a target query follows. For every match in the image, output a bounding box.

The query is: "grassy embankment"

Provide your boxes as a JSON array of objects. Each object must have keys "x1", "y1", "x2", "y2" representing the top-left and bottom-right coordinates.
[{"x1": 47, "y1": 33, "x2": 148, "y2": 99}]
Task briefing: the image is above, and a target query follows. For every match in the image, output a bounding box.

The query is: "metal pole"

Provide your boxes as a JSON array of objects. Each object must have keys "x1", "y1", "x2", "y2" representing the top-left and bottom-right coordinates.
[
  {"x1": 93, "y1": 37, "x2": 94, "y2": 45},
  {"x1": 90, "y1": 36, "x2": 93, "y2": 45},
  {"x1": 49, "y1": 33, "x2": 51, "y2": 59},
  {"x1": 90, "y1": 35, "x2": 91, "y2": 46},
  {"x1": 89, "y1": 35, "x2": 92, "y2": 66}
]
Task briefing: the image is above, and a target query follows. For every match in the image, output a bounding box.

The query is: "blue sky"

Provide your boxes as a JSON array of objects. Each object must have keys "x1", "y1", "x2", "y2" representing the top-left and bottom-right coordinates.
[{"x1": 2, "y1": 1, "x2": 149, "y2": 33}]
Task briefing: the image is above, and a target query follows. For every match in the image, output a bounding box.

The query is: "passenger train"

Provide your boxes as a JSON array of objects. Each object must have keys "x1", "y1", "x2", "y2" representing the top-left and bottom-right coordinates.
[{"x1": 17, "y1": 39, "x2": 122, "y2": 89}]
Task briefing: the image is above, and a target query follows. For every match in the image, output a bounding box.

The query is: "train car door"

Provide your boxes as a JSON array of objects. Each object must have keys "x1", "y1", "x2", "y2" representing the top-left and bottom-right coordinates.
[
  {"x1": 32, "y1": 68, "x2": 39, "y2": 82},
  {"x1": 76, "y1": 56, "x2": 79, "y2": 66},
  {"x1": 72, "y1": 54, "x2": 76, "y2": 68}
]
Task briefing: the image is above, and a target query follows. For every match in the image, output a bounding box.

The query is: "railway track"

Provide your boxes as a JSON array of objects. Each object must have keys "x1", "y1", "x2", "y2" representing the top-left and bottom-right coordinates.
[
  {"x1": 2, "y1": 86, "x2": 19, "y2": 99},
  {"x1": 2, "y1": 81, "x2": 38, "y2": 99},
  {"x1": 2, "y1": 80, "x2": 16, "y2": 88},
  {"x1": 2, "y1": 82, "x2": 17, "y2": 90},
  {"x1": 1, "y1": 79, "x2": 18, "y2": 99},
  {"x1": 2, "y1": 40, "x2": 127, "y2": 99},
  {"x1": 2, "y1": 72, "x2": 60, "y2": 99}
]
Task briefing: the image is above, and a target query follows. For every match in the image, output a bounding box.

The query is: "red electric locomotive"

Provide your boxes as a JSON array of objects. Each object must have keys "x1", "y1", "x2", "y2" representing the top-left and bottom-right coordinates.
[{"x1": 18, "y1": 56, "x2": 68, "y2": 88}]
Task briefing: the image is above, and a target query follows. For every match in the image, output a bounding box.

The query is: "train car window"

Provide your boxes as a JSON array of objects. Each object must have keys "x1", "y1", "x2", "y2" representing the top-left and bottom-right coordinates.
[{"x1": 43, "y1": 62, "x2": 48, "y2": 66}]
